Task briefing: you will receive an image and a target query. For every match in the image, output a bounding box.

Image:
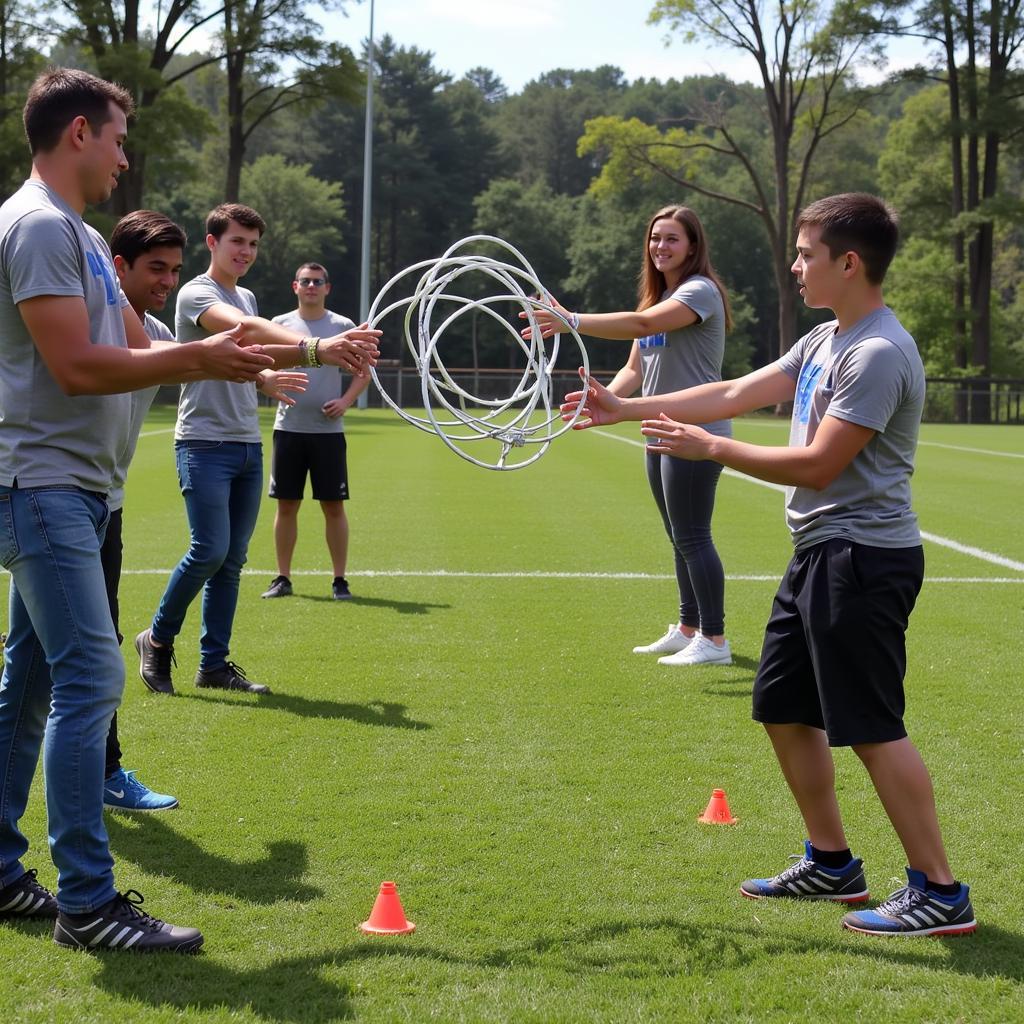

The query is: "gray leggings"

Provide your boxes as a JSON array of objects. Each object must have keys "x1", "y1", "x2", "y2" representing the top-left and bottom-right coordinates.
[{"x1": 645, "y1": 452, "x2": 726, "y2": 636}]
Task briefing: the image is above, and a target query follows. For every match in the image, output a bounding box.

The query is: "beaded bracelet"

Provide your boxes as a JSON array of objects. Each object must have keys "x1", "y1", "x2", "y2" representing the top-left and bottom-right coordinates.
[{"x1": 308, "y1": 337, "x2": 322, "y2": 367}]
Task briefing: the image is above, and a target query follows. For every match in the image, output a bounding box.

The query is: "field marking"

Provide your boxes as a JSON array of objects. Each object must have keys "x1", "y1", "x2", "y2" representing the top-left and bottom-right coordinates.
[
  {"x1": 101, "y1": 568, "x2": 1024, "y2": 584},
  {"x1": 137, "y1": 427, "x2": 175, "y2": 438},
  {"x1": 590, "y1": 428, "x2": 1024, "y2": 573},
  {"x1": 734, "y1": 420, "x2": 1024, "y2": 459}
]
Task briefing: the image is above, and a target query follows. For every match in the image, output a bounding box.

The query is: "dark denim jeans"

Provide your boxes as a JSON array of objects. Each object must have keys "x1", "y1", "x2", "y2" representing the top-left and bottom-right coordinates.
[
  {"x1": 0, "y1": 485, "x2": 123, "y2": 913},
  {"x1": 151, "y1": 441, "x2": 263, "y2": 669}
]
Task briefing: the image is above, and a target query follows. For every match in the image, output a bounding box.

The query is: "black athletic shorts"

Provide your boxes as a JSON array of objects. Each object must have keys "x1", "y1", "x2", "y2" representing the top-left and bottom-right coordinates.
[
  {"x1": 752, "y1": 538, "x2": 924, "y2": 747},
  {"x1": 268, "y1": 430, "x2": 349, "y2": 501}
]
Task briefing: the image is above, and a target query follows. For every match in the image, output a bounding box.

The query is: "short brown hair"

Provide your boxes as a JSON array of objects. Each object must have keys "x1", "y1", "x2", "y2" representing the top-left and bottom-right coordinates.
[
  {"x1": 110, "y1": 210, "x2": 187, "y2": 265},
  {"x1": 796, "y1": 193, "x2": 900, "y2": 285},
  {"x1": 23, "y1": 67, "x2": 134, "y2": 155},
  {"x1": 295, "y1": 262, "x2": 329, "y2": 282},
  {"x1": 206, "y1": 203, "x2": 266, "y2": 239}
]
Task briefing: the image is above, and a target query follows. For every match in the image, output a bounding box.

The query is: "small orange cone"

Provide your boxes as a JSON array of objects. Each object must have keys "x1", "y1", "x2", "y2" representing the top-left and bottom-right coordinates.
[
  {"x1": 360, "y1": 881, "x2": 416, "y2": 934},
  {"x1": 698, "y1": 788, "x2": 738, "y2": 825}
]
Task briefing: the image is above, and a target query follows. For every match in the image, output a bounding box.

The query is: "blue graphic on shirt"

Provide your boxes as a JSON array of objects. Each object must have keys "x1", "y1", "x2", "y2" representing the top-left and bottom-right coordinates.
[
  {"x1": 638, "y1": 332, "x2": 667, "y2": 349},
  {"x1": 794, "y1": 360, "x2": 825, "y2": 424},
  {"x1": 86, "y1": 249, "x2": 118, "y2": 306}
]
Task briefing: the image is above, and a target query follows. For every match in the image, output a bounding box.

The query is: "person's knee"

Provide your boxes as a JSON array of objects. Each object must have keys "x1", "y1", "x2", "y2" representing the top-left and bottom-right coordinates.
[
  {"x1": 320, "y1": 501, "x2": 346, "y2": 521},
  {"x1": 276, "y1": 499, "x2": 302, "y2": 519},
  {"x1": 183, "y1": 537, "x2": 230, "y2": 576}
]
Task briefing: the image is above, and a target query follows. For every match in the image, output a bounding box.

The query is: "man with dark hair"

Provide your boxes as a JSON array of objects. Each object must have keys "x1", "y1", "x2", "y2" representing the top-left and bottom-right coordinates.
[
  {"x1": 0, "y1": 67, "x2": 273, "y2": 952},
  {"x1": 99, "y1": 210, "x2": 187, "y2": 812},
  {"x1": 561, "y1": 192, "x2": 975, "y2": 938},
  {"x1": 136, "y1": 206, "x2": 380, "y2": 696},
  {"x1": 261, "y1": 262, "x2": 368, "y2": 601}
]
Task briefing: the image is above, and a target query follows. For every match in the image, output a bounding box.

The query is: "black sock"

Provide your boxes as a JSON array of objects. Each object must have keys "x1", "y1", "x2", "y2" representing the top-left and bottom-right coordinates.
[
  {"x1": 809, "y1": 844, "x2": 853, "y2": 868},
  {"x1": 926, "y1": 878, "x2": 961, "y2": 896}
]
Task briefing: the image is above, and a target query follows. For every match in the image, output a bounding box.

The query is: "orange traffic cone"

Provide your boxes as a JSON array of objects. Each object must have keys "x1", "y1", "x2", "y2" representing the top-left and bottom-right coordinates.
[
  {"x1": 360, "y1": 881, "x2": 416, "y2": 934},
  {"x1": 698, "y1": 788, "x2": 738, "y2": 825}
]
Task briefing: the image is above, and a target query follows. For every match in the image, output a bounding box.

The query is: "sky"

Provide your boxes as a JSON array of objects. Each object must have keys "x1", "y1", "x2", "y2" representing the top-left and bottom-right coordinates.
[{"x1": 325, "y1": 0, "x2": 934, "y2": 93}]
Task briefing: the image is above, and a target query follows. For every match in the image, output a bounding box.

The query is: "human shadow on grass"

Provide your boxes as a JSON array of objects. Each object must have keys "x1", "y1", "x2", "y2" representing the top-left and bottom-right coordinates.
[
  {"x1": 335, "y1": 916, "x2": 1024, "y2": 984},
  {"x1": 106, "y1": 815, "x2": 323, "y2": 904},
  {"x1": 183, "y1": 692, "x2": 432, "y2": 730},
  {"x1": 294, "y1": 593, "x2": 451, "y2": 615},
  {"x1": 91, "y1": 950, "x2": 356, "y2": 1022}
]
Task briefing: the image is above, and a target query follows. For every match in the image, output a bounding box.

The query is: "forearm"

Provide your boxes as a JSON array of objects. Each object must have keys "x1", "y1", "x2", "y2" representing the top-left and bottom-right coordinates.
[
  {"x1": 703, "y1": 436, "x2": 829, "y2": 489},
  {"x1": 621, "y1": 380, "x2": 740, "y2": 423},
  {"x1": 577, "y1": 310, "x2": 664, "y2": 340},
  {"x1": 606, "y1": 365, "x2": 642, "y2": 397},
  {"x1": 343, "y1": 374, "x2": 370, "y2": 402},
  {"x1": 61, "y1": 344, "x2": 206, "y2": 395}
]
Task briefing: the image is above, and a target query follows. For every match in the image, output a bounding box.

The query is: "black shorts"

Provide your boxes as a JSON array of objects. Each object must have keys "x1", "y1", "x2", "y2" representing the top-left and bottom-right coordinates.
[
  {"x1": 268, "y1": 430, "x2": 349, "y2": 501},
  {"x1": 752, "y1": 539, "x2": 924, "y2": 747}
]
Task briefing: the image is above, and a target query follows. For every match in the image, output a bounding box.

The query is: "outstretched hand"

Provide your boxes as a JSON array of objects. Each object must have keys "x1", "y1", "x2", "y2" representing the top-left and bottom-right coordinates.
[
  {"x1": 518, "y1": 294, "x2": 572, "y2": 341},
  {"x1": 259, "y1": 369, "x2": 308, "y2": 406},
  {"x1": 559, "y1": 367, "x2": 622, "y2": 428},
  {"x1": 641, "y1": 413, "x2": 715, "y2": 460},
  {"x1": 320, "y1": 323, "x2": 382, "y2": 375},
  {"x1": 201, "y1": 323, "x2": 274, "y2": 381}
]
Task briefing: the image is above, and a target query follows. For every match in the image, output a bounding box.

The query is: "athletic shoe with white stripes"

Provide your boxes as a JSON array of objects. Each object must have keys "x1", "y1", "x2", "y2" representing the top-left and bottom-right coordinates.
[
  {"x1": 842, "y1": 869, "x2": 976, "y2": 937},
  {"x1": 0, "y1": 868, "x2": 58, "y2": 919},
  {"x1": 53, "y1": 890, "x2": 203, "y2": 953},
  {"x1": 632, "y1": 624, "x2": 695, "y2": 655},
  {"x1": 659, "y1": 635, "x2": 732, "y2": 666},
  {"x1": 740, "y1": 841, "x2": 869, "y2": 903}
]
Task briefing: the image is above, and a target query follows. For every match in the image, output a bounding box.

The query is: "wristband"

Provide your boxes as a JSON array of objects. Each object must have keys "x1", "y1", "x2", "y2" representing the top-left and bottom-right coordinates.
[
  {"x1": 309, "y1": 337, "x2": 322, "y2": 367},
  {"x1": 568, "y1": 311, "x2": 580, "y2": 331}
]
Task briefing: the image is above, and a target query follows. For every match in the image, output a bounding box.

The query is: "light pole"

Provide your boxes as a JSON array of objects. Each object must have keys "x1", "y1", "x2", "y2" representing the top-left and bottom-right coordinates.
[{"x1": 357, "y1": 0, "x2": 375, "y2": 409}]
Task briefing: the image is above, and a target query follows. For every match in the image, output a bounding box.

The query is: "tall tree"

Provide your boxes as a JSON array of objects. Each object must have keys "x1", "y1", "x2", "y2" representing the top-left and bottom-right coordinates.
[
  {"x1": 890, "y1": 0, "x2": 1024, "y2": 420},
  {"x1": 218, "y1": 0, "x2": 360, "y2": 201},
  {"x1": 0, "y1": 0, "x2": 46, "y2": 198},
  {"x1": 581, "y1": 0, "x2": 886, "y2": 359}
]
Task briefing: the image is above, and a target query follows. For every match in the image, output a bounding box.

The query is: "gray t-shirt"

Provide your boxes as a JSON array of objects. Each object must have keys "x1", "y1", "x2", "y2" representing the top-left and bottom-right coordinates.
[
  {"x1": 0, "y1": 179, "x2": 131, "y2": 493},
  {"x1": 637, "y1": 275, "x2": 731, "y2": 437},
  {"x1": 777, "y1": 306, "x2": 924, "y2": 550},
  {"x1": 108, "y1": 313, "x2": 170, "y2": 510},
  {"x1": 174, "y1": 273, "x2": 260, "y2": 442},
  {"x1": 271, "y1": 309, "x2": 356, "y2": 433}
]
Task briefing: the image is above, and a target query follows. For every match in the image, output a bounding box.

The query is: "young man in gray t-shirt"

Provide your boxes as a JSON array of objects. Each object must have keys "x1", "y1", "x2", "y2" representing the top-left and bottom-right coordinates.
[
  {"x1": 260, "y1": 262, "x2": 369, "y2": 602},
  {"x1": 562, "y1": 193, "x2": 975, "y2": 938},
  {"x1": 0, "y1": 68, "x2": 273, "y2": 954},
  {"x1": 135, "y1": 206, "x2": 381, "y2": 698}
]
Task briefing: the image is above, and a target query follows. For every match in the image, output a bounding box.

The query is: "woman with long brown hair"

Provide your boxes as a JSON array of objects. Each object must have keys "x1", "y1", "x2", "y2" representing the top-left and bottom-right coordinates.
[{"x1": 528, "y1": 204, "x2": 734, "y2": 665}]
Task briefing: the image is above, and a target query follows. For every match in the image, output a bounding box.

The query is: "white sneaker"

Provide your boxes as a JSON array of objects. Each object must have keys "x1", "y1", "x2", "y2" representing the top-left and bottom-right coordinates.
[
  {"x1": 658, "y1": 636, "x2": 732, "y2": 666},
  {"x1": 632, "y1": 624, "x2": 697, "y2": 655}
]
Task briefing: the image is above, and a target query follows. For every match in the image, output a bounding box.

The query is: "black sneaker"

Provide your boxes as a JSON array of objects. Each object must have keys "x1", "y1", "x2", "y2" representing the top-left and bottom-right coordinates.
[
  {"x1": 261, "y1": 575, "x2": 293, "y2": 598},
  {"x1": 135, "y1": 629, "x2": 175, "y2": 695},
  {"x1": 332, "y1": 576, "x2": 352, "y2": 601},
  {"x1": 195, "y1": 661, "x2": 270, "y2": 694},
  {"x1": 0, "y1": 868, "x2": 59, "y2": 919},
  {"x1": 53, "y1": 889, "x2": 203, "y2": 953},
  {"x1": 740, "y1": 841, "x2": 869, "y2": 903}
]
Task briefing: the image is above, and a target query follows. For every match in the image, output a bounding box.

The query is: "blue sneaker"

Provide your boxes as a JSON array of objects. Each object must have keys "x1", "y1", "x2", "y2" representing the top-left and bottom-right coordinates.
[
  {"x1": 842, "y1": 869, "x2": 976, "y2": 937},
  {"x1": 103, "y1": 769, "x2": 179, "y2": 812},
  {"x1": 741, "y1": 840, "x2": 869, "y2": 903}
]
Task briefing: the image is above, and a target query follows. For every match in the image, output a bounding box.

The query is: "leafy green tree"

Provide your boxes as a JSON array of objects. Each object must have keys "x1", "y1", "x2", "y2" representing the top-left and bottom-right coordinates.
[
  {"x1": 0, "y1": 1, "x2": 46, "y2": 198},
  {"x1": 238, "y1": 154, "x2": 346, "y2": 312}
]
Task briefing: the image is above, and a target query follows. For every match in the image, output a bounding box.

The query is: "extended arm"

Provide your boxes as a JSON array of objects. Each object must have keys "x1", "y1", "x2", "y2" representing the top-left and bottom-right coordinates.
[
  {"x1": 643, "y1": 414, "x2": 875, "y2": 491},
  {"x1": 521, "y1": 294, "x2": 699, "y2": 342},
  {"x1": 20, "y1": 295, "x2": 272, "y2": 395},
  {"x1": 197, "y1": 303, "x2": 379, "y2": 373},
  {"x1": 605, "y1": 342, "x2": 643, "y2": 397}
]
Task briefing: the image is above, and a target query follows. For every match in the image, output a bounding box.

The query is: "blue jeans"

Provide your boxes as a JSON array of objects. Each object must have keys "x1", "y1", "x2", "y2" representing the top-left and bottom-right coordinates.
[
  {"x1": 0, "y1": 486, "x2": 123, "y2": 913},
  {"x1": 152, "y1": 441, "x2": 263, "y2": 669}
]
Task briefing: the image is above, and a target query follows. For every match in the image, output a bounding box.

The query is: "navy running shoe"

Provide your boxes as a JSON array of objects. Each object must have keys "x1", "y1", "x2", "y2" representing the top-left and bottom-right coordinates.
[
  {"x1": 741, "y1": 841, "x2": 869, "y2": 903},
  {"x1": 53, "y1": 890, "x2": 203, "y2": 953},
  {"x1": 842, "y1": 869, "x2": 976, "y2": 937},
  {"x1": 0, "y1": 868, "x2": 58, "y2": 919}
]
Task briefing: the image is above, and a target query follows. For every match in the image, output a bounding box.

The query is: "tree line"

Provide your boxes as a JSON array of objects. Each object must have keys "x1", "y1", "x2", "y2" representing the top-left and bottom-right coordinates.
[{"x1": 1, "y1": 0, "x2": 1022, "y2": 420}]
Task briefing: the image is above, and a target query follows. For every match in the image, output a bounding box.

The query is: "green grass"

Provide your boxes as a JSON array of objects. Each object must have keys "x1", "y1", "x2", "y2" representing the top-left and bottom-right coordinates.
[{"x1": 2, "y1": 407, "x2": 1022, "y2": 1023}]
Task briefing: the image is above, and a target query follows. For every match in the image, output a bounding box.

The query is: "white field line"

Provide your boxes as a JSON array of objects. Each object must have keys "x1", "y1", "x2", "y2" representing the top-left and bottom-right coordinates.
[
  {"x1": 137, "y1": 427, "x2": 175, "y2": 438},
  {"x1": 735, "y1": 419, "x2": 1024, "y2": 459},
  {"x1": 589, "y1": 428, "x2": 1024, "y2": 574}
]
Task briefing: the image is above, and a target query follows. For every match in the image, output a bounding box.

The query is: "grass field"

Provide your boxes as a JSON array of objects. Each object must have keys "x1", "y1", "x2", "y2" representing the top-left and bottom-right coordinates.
[{"x1": 2, "y1": 406, "x2": 1022, "y2": 1024}]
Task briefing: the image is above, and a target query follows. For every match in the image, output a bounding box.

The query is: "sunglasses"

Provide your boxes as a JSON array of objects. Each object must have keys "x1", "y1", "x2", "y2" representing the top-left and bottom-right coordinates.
[{"x1": 297, "y1": 277, "x2": 326, "y2": 287}]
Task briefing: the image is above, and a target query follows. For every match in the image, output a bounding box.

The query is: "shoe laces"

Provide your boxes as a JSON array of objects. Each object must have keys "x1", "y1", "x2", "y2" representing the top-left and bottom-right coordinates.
[
  {"x1": 152, "y1": 641, "x2": 176, "y2": 672},
  {"x1": 775, "y1": 853, "x2": 813, "y2": 883},
  {"x1": 20, "y1": 868, "x2": 50, "y2": 897},
  {"x1": 875, "y1": 883, "x2": 926, "y2": 917},
  {"x1": 112, "y1": 890, "x2": 163, "y2": 931},
  {"x1": 119, "y1": 770, "x2": 149, "y2": 799},
  {"x1": 224, "y1": 661, "x2": 249, "y2": 683}
]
